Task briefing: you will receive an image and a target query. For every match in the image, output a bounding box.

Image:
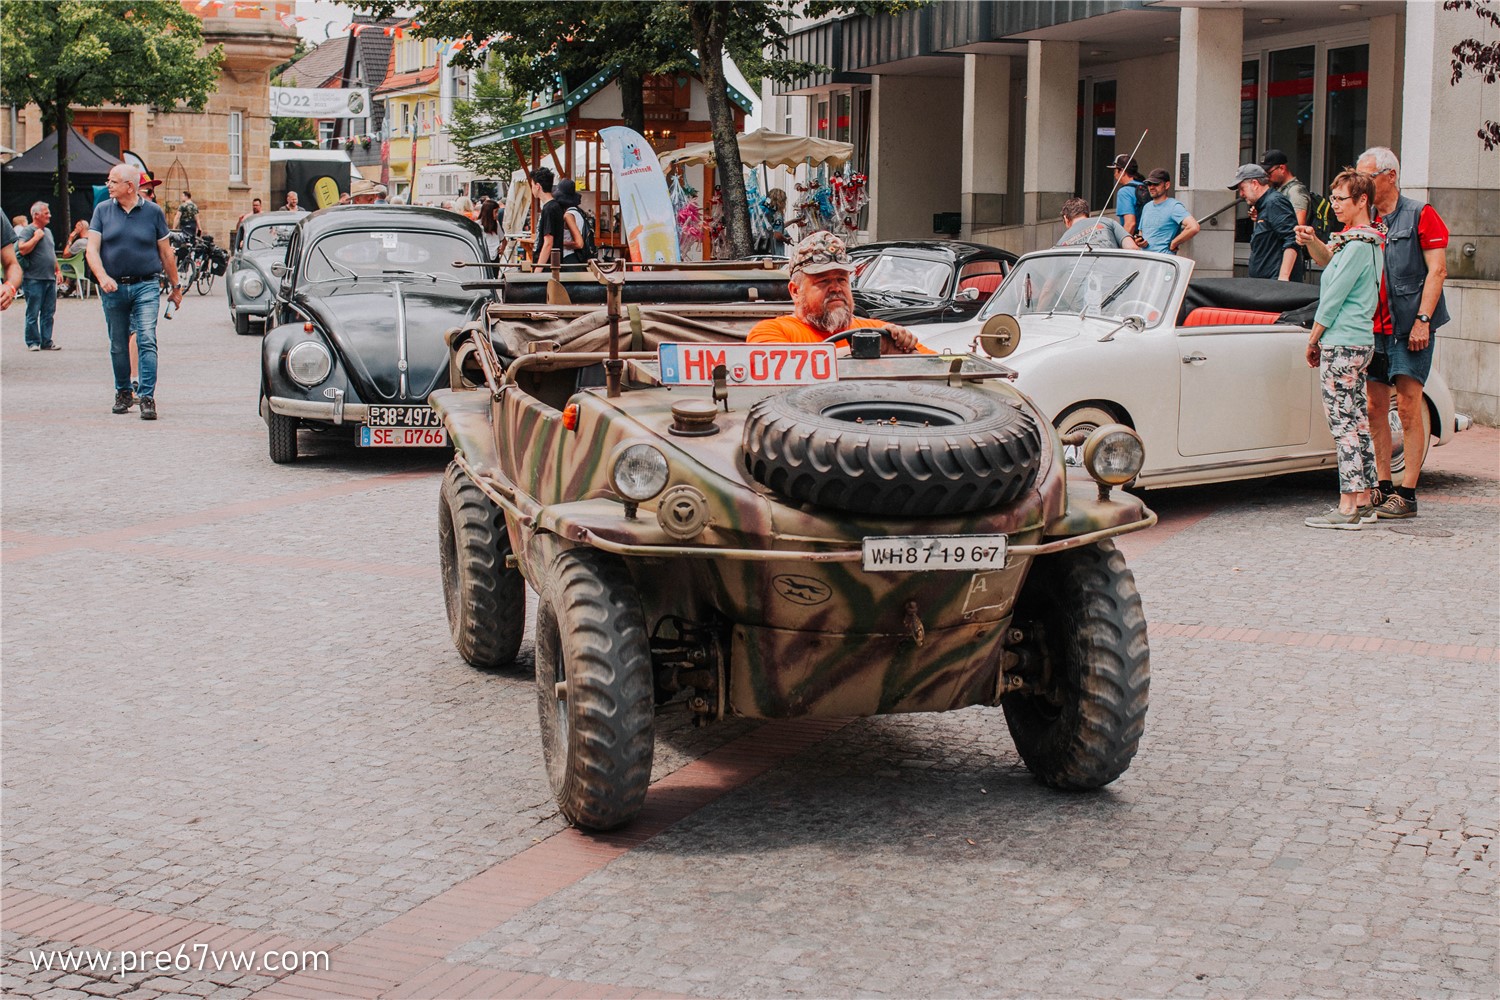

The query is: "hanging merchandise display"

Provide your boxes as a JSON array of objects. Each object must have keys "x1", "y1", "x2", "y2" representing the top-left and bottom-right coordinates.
[
  {"x1": 830, "y1": 169, "x2": 869, "y2": 236},
  {"x1": 745, "y1": 171, "x2": 770, "y2": 249},
  {"x1": 669, "y1": 175, "x2": 703, "y2": 259},
  {"x1": 788, "y1": 163, "x2": 838, "y2": 241},
  {"x1": 708, "y1": 187, "x2": 729, "y2": 261}
]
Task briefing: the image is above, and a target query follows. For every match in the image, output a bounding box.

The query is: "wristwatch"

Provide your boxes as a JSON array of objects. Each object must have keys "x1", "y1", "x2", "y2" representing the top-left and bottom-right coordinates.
[{"x1": 1416, "y1": 313, "x2": 1431, "y2": 323}]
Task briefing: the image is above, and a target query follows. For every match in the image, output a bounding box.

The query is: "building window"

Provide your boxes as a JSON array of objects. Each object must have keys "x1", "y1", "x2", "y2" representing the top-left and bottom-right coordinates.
[
  {"x1": 1265, "y1": 45, "x2": 1316, "y2": 186},
  {"x1": 319, "y1": 120, "x2": 335, "y2": 146},
  {"x1": 228, "y1": 111, "x2": 243, "y2": 181},
  {"x1": 1325, "y1": 45, "x2": 1369, "y2": 189},
  {"x1": 402, "y1": 104, "x2": 411, "y2": 136}
]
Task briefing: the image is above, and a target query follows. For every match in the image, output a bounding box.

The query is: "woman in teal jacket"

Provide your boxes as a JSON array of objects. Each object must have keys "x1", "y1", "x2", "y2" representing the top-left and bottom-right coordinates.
[{"x1": 1302, "y1": 169, "x2": 1385, "y2": 530}]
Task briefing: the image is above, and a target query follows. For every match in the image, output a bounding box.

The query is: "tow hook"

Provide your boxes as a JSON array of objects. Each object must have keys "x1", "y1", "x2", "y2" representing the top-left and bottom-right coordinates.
[{"x1": 904, "y1": 601, "x2": 925, "y2": 646}]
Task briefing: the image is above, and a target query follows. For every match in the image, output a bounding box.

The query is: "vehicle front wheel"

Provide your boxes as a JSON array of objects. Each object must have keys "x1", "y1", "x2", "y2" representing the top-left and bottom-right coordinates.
[
  {"x1": 1055, "y1": 405, "x2": 1120, "y2": 469},
  {"x1": 267, "y1": 408, "x2": 298, "y2": 464},
  {"x1": 535, "y1": 547, "x2": 654, "y2": 830},
  {"x1": 438, "y1": 462, "x2": 525, "y2": 669},
  {"x1": 1002, "y1": 540, "x2": 1149, "y2": 790},
  {"x1": 234, "y1": 312, "x2": 252, "y2": 336}
]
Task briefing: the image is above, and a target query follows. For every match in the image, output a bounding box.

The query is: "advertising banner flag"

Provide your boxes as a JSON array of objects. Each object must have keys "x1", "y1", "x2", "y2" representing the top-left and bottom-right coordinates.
[
  {"x1": 601, "y1": 126, "x2": 680, "y2": 264},
  {"x1": 270, "y1": 87, "x2": 371, "y2": 119}
]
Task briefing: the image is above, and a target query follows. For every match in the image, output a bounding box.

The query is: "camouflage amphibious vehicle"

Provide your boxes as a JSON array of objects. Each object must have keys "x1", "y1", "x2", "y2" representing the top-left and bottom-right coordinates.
[{"x1": 432, "y1": 262, "x2": 1156, "y2": 831}]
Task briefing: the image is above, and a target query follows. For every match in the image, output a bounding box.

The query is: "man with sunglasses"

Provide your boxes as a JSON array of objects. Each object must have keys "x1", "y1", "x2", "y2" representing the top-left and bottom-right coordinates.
[
  {"x1": 749, "y1": 231, "x2": 922, "y2": 353},
  {"x1": 1296, "y1": 147, "x2": 1449, "y2": 520},
  {"x1": 1131, "y1": 169, "x2": 1200, "y2": 256}
]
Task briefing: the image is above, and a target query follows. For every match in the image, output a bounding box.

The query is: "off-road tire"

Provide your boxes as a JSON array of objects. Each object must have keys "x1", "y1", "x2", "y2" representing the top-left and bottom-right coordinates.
[
  {"x1": 438, "y1": 462, "x2": 525, "y2": 669},
  {"x1": 742, "y1": 381, "x2": 1043, "y2": 517},
  {"x1": 267, "y1": 408, "x2": 298, "y2": 464},
  {"x1": 1003, "y1": 540, "x2": 1149, "y2": 789},
  {"x1": 535, "y1": 547, "x2": 654, "y2": 830}
]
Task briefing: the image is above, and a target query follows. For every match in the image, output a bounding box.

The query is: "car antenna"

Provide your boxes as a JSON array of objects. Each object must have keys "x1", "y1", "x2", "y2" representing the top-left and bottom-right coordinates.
[{"x1": 1047, "y1": 128, "x2": 1148, "y2": 320}]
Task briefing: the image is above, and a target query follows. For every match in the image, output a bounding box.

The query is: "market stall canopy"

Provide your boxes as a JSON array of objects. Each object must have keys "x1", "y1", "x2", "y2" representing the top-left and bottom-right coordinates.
[
  {"x1": 1, "y1": 127, "x2": 121, "y2": 175},
  {"x1": 658, "y1": 127, "x2": 854, "y2": 171}
]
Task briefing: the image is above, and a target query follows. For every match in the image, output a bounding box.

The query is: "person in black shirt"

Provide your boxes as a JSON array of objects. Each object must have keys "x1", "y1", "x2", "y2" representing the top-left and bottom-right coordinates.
[
  {"x1": 530, "y1": 167, "x2": 566, "y2": 269},
  {"x1": 1229, "y1": 163, "x2": 1303, "y2": 281}
]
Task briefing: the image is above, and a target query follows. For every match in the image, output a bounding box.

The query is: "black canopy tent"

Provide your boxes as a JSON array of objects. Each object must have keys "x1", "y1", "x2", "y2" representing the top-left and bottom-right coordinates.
[{"x1": 1, "y1": 128, "x2": 123, "y2": 242}]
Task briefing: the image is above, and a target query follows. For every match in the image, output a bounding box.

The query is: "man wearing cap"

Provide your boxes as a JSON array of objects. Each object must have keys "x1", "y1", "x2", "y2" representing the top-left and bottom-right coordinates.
[
  {"x1": 86, "y1": 163, "x2": 182, "y2": 421},
  {"x1": 1231, "y1": 163, "x2": 1303, "y2": 282},
  {"x1": 1260, "y1": 149, "x2": 1310, "y2": 226},
  {"x1": 749, "y1": 231, "x2": 922, "y2": 353},
  {"x1": 1107, "y1": 155, "x2": 1147, "y2": 237},
  {"x1": 1131, "y1": 169, "x2": 1199, "y2": 255}
]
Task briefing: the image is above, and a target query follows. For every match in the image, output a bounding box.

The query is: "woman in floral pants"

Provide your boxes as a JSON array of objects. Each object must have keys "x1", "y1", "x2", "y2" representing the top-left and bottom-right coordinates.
[{"x1": 1301, "y1": 169, "x2": 1385, "y2": 530}]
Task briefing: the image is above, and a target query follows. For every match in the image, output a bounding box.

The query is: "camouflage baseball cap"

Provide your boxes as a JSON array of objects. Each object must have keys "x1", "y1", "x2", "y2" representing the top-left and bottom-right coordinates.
[{"x1": 789, "y1": 230, "x2": 855, "y2": 277}]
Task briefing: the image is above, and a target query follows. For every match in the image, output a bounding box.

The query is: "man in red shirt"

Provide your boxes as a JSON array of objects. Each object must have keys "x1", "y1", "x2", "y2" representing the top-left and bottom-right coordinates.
[{"x1": 749, "y1": 231, "x2": 923, "y2": 353}]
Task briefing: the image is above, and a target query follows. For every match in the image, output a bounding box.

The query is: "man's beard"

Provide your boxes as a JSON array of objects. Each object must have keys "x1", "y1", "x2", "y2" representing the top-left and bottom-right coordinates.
[{"x1": 799, "y1": 295, "x2": 853, "y2": 334}]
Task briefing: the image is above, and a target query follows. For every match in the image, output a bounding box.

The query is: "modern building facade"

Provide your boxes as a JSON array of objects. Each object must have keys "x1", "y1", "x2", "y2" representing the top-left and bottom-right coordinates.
[{"x1": 765, "y1": 0, "x2": 1498, "y2": 423}]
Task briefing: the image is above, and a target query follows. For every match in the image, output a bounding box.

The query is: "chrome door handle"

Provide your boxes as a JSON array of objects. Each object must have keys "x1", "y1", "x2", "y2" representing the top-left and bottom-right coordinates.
[{"x1": 1182, "y1": 353, "x2": 1207, "y2": 365}]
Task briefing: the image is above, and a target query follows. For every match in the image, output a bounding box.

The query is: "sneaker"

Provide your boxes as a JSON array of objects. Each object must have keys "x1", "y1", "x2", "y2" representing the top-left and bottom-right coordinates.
[
  {"x1": 1356, "y1": 505, "x2": 1379, "y2": 524},
  {"x1": 139, "y1": 396, "x2": 157, "y2": 421},
  {"x1": 41, "y1": 343, "x2": 60, "y2": 351},
  {"x1": 1369, "y1": 486, "x2": 1386, "y2": 509},
  {"x1": 1375, "y1": 493, "x2": 1417, "y2": 519},
  {"x1": 112, "y1": 389, "x2": 134, "y2": 414},
  {"x1": 1305, "y1": 507, "x2": 1364, "y2": 530},
  {"x1": 27, "y1": 344, "x2": 40, "y2": 351}
]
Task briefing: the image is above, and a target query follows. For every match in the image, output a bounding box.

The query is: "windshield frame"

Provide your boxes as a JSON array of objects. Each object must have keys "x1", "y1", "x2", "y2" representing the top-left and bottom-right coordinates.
[
  {"x1": 852, "y1": 250, "x2": 953, "y2": 301},
  {"x1": 299, "y1": 227, "x2": 483, "y2": 289},
  {"x1": 975, "y1": 249, "x2": 1185, "y2": 329}
]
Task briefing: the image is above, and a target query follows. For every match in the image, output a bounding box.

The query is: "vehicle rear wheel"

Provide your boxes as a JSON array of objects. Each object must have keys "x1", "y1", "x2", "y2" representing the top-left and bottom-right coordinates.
[
  {"x1": 267, "y1": 407, "x2": 298, "y2": 464},
  {"x1": 1387, "y1": 395, "x2": 1432, "y2": 476},
  {"x1": 742, "y1": 381, "x2": 1043, "y2": 517},
  {"x1": 535, "y1": 547, "x2": 653, "y2": 830},
  {"x1": 438, "y1": 462, "x2": 525, "y2": 669},
  {"x1": 1055, "y1": 405, "x2": 1119, "y2": 469},
  {"x1": 1003, "y1": 540, "x2": 1149, "y2": 790},
  {"x1": 196, "y1": 264, "x2": 214, "y2": 296}
]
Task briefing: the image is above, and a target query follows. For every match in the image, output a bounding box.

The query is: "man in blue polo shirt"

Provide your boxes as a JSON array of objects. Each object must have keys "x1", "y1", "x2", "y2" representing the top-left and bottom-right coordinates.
[{"x1": 87, "y1": 165, "x2": 182, "y2": 420}]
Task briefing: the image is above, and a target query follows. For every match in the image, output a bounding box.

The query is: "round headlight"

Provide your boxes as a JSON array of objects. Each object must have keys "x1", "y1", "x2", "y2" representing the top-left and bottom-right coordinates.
[
  {"x1": 286, "y1": 341, "x2": 332, "y2": 387},
  {"x1": 610, "y1": 444, "x2": 669, "y2": 502},
  {"x1": 242, "y1": 274, "x2": 265, "y2": 299},
  {"x1": 1082, "y1": 424, "x2": 1144, "y2": 485}
]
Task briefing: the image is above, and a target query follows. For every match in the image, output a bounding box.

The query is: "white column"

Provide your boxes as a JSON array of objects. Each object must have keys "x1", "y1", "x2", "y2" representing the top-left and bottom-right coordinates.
[
  {"x1": 1023, "y1": 39, "x2": 1078, "y2": 242},
  {"x1": 961, "y1": 53, "x2": 1010, "y2": 239},
  {"x1": 1174, "y1": 6, "x2": 1242, "y2": 277}
]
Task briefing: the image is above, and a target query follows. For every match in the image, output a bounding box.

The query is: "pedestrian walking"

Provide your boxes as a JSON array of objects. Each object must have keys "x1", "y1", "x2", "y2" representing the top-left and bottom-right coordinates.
[
  {"x1": 85, "y1": 164, "x2": 182, "y2": 421},
  {"x1": 1132, "y1": 169, "x2": 1200, "y2": 255},
  {"x1": 1300, "y1": 169, "x2": 1384, "y2": 530},
  {"x1": 16, "y1": 201, "x2": 62, "y2": 350},
  {"x1": 177, "y1": 191, "x2": 199, "y2": 237}
]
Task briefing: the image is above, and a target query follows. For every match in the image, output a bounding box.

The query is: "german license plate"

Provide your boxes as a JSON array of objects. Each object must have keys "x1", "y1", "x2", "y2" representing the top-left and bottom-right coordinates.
[
  {"x1": 657, "y1": 343, "x2": 838, "y2": 386},
  {"x1": 359, "y1": 426, "x2": 449, "y2": 447},
  {"x1": 365, "y1": 405, "x2": 442, "y2": 428},
  {"x1": 862, "y1": 534, "x2": 1008, "y2": 572}
]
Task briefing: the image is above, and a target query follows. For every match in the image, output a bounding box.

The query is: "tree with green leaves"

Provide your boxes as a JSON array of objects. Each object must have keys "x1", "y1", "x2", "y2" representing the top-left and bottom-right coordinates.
[
  {"x1": 447, "y1": 63, "x2": 527, "y2": 180},
  {"x1": 343, "y1": 0, "x2": 902, "y2": 256},
  {"x1": 0, "y1": 0, "x2": 223, "y2": 235}
]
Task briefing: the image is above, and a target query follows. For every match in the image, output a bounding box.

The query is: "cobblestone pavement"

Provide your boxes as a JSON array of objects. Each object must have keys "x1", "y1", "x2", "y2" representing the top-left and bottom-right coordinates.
[{"x1": 3, "y1": 292, "x2": 1495, "y2": 998}]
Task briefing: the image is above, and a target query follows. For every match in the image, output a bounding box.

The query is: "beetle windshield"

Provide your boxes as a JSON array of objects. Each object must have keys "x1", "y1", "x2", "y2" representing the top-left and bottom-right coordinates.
[
  {"x1": 979, "y1": 253, "x2": 1177, "y2": 326},
  {"x1": 303, "y1": 229, "x2": 481, "y2": 286},
  {"x1": 245, "y1": 224, "x2": 296, "y2": 253},
  {"x1": 852, "y1": 252, "x2": 949, "y2": 299}
]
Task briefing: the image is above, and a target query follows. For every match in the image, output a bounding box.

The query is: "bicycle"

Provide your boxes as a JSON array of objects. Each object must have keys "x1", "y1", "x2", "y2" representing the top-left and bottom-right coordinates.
[
  {"x1": 191, "y1": 234, "x2": 217, "y2": 296},
  {"x1": 169, "y1": 231, "x2": 197, "y2": 294}
]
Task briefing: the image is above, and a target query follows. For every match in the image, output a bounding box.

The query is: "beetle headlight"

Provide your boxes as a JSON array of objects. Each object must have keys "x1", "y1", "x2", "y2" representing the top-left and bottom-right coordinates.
[
  {"x1": 610, "y1": 443, "x2": 669, "y2": 502},
  {"x1": 242, "y1": 274, "x2": 265, "y2": 299},
  {"x1": 286, "y1": 341, "x2": 332, "y2": 387},
  {"x1": 1082, "y1": 424, "x2": 1144, "y2": 485}
]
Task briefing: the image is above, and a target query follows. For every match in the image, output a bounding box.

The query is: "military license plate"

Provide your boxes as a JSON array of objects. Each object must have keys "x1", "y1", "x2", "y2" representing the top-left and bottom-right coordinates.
[
  {"x1": 359, "y1": 426, "x2": 449, "y2": 447},
  {"x1": 862, "y1": 534, "x2": 1008, "y2": 572},
  {"x1": 365, "y1": 405, "x2": 442, "y2": 428},
  {"x1": 657, "y1": 343, "x2": 838, "y2": 386}
]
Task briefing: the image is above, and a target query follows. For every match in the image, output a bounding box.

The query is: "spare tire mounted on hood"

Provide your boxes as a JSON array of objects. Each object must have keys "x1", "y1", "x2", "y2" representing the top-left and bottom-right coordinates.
[{"x1": 742, "y1": 381, "x2": 1043, "y2": 517}]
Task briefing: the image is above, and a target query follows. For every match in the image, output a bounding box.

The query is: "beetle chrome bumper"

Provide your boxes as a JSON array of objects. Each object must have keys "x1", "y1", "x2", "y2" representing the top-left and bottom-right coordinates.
[{"x1": 263, "y1": 394, "x2": 368, "y2": 425}]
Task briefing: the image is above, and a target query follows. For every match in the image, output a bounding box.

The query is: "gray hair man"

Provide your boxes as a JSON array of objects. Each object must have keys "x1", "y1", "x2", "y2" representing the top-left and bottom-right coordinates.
[
  {"x1": 17, "y1": 200, "x2": 62, "y2": 349},
  {"x1": 1229, "y1": 163, "x2": 1303, "y2": 282}
]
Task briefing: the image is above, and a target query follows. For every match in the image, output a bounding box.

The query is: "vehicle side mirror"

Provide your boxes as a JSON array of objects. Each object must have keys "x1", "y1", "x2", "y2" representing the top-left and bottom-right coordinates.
[
  {"x1": 270, "y1": 263, "x2": 289, "y2": 277},
  {"x1": 977, "y1": 313, "x2": 1021, "y2": 359},
  {"x1": 956, "y1": 286, "x2": 980, "y2": 302}
]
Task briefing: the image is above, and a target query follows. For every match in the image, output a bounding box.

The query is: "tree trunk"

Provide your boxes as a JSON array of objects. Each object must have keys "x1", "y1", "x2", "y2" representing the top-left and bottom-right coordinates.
[
  {"x1": 53, "y1": 105, "x2": 73, "y2": 238},
  {"x1": 618, "y1": 66, "x2": 646, "y2": 136},
  {"x1": 689, "y1": 6, "x2": 751, "y2": 259}
]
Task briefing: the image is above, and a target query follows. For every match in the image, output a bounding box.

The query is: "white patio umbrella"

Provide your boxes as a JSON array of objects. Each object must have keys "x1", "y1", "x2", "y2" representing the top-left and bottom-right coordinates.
[{"x1": 658, "y1": 127, "x2": 854, "y2": 171}]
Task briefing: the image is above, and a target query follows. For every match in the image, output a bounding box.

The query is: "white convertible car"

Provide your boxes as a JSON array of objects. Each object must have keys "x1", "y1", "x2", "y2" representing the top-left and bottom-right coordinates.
[{"x1": 919, "y1": 247, "x2": 1469, "y2": 490}]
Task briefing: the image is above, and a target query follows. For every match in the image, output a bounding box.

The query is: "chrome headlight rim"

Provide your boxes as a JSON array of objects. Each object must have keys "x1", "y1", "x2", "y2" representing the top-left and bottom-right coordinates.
[
  {"x1": 241, "y1": 273, "x2": 265, "y2": 299},
  {"x1": 285, "y1": 340, "x2": 333, "y2": 387},
  {"x1": 1082, "y1": 423, "x2": 1144, "y2": 485},
  {"x1": 609, "y1": 443, "x2": 670, "y2": 503}
]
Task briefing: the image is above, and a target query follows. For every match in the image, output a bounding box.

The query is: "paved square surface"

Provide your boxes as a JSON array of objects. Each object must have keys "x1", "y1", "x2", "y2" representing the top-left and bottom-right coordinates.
[{"x1": 3, "y1": 292, "x2": 1495, "y2": 998}]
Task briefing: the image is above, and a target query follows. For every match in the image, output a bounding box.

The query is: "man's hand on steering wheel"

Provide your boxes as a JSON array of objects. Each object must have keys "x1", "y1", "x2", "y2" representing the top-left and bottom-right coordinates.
[{"x1": 821, "y1": 324, "x2": 922, "y2": 354}]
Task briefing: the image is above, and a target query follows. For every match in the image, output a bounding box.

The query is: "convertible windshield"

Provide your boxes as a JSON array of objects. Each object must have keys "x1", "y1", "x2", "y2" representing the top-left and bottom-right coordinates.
[
  {"x1": 980, "y1": 253, "x2": 1178, "y2": 326},
  {"x1": 853, "y1": 252, "x2": 950, "y2": 299},
  {"x1": 303, "y1": 230, "x2": 480, "y2": 285},
  {"x1": 244, "y1": 225, "x2": 296, "y2": 253}
]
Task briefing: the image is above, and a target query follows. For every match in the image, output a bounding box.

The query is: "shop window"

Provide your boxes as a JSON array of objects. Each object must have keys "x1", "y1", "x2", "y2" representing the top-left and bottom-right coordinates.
[
  {"x1": 1074, "y1": 79, "x2": 1117, "y2": 209},
  {"x1": 835, "y1": 93, "x2": 852, "y2": 144},
  {"x1": 1237, "y1": 60, "x2": 1260, "y2": 243},
  {"x1": 228, "y1": 111, "x2": 243, "y2": 181},
  {"x1": 1266, "y1": 45, "x2": 1315, "y2": 185},
  {"x1": 1325, "y1": 45, "x2": 1369, "y2": 188},
  {"x1": 817, "y1": 98, "x2": 829, "y2": 139}
]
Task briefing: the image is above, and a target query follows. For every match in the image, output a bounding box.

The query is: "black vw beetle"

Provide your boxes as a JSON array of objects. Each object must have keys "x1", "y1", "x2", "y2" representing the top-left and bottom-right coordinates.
[
  {"x1": 259, "y1": 206, "x2": 493, "y2": 463},
  {"x1": 851, "y1": 240, "x2": 1018, "y2": 326}
]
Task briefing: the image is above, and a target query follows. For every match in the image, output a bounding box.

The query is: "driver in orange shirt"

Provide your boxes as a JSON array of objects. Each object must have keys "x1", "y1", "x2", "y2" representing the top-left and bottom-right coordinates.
[{"x1": 749, "y1": 231, "x2": 926, "y2": 353}]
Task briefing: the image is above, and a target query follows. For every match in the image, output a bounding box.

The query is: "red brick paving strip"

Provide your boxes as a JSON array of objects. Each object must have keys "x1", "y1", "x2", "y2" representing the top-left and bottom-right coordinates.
[{"x1": 250, "y1": 717, "x2": 844, "y2": 999}]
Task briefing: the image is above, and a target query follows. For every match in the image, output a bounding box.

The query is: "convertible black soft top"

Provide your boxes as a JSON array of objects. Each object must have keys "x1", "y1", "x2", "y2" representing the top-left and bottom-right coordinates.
[{"x1": 1178, "y1": 277, "x2": 1320, "y2": 326}]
